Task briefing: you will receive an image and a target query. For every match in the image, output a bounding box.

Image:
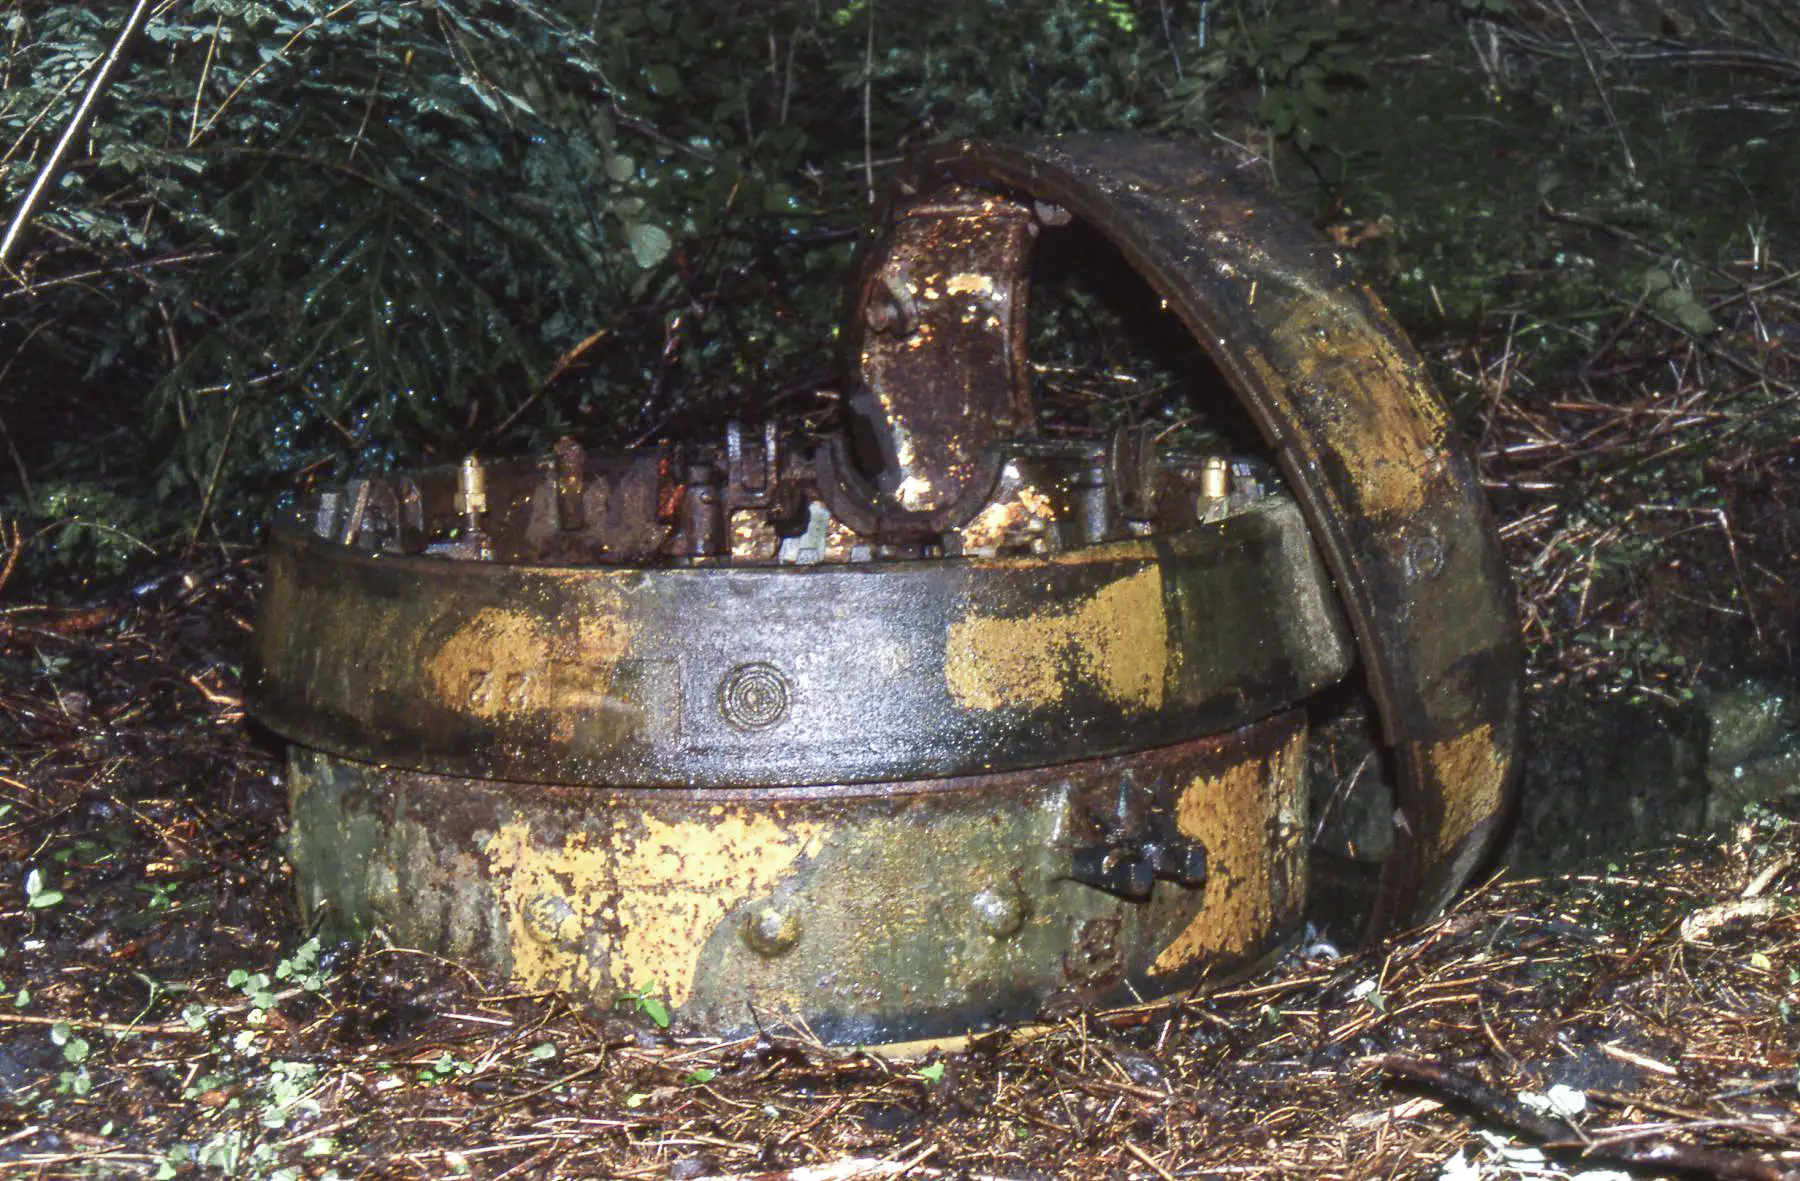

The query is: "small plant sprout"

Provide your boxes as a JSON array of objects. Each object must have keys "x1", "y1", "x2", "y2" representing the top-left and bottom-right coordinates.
[
  {"x1": 273, "y1": 936, "x2": 328, "y2": 992},
  {"x1": 1349, "y1": 977, "x2": 1388, "y2": 1012},
  {"x1": 135, "y1": 880, "x2": 180, "y2": 912},
  {"x1": 228, "y1": 968, "x2": 277, "y2": 1011},
  {"x1": 418, "y1": 1052, "x2": 475, "y2": 1084},
  {"x1": 51, "y1": 1022, "x2": 92, "y2": 1095},
  {"x1": 50, "y1": 1021, "x2": 90, "y2": 1062},
  {"x1": 261, "y1": 1060, "x2": 321, "y2": 1129},
  {"x1": 24, "y1": 868, "x2": 62, "y2": 910},
  {"x1": 153, "y1": 1146, "x2": 191, "y2": 1180},
  {"x1": 618, "y1": 983, "x2": 671, "y2": 1028}
]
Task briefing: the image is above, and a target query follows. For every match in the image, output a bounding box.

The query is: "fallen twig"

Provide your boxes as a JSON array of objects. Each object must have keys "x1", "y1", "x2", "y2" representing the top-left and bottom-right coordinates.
[{"x1": 1377, "y1": 1054, "x2": 1800, "y2": 1181}]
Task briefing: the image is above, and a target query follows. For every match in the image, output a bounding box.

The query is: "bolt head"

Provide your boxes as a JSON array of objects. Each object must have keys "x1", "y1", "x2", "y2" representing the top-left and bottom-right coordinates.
[
  {"x1": 521, "y1": 893, "x2": 580, "y2": 948},
  {"x1": 742, "y1": 905, "x2": 801, "y2": 958},
  {"x1": 971, "y1": 886, "x2": 1027, "y2": 938}
]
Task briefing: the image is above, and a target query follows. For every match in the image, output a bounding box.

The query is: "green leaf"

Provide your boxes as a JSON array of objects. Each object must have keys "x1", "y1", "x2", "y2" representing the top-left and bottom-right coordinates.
[
  {"x1": 528, "y1": 1042, "x2": 557, "y2": 1060},
  {"x1": 625, "y1": 223, "x2": 672, "y2": 269},
  {"x1": 640, "y1": 995, "x2": 671, "y2": 1028},
  {"x1": 605, "y1": 154, "x2": 637, "y2": 184},
  {"x1": 24, "y1": 868, "x2": 61, "y2": 908},
  {"x1": 644, "y1": 63, "x2": 681, "y2": 96},
  {"x1": 683, "y1": 1067, "x2": 717, "y2": 1086},
  {"x1": 916, "y1": 1062, "x2": 946, "y2": 1083}
]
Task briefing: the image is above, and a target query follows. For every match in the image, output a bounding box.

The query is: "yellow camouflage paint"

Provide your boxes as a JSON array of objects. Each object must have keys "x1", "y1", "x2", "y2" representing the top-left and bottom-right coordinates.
[
  {"x1": 1261, "y1": 305, "x2": 1452, "y2": 522},
  {"x1": 425, "y1": 585, "x2": 630, "y2": 738},
  {"x1": 944, "y1": 566, "x2": 1167, "y2": 712},
  {"x1": 1150, "y1": 723, "x2": 1305, "y2": 972},
  {"x1": 483, "y1": 809, "x2": 825, "y2": 1007},
  {"x1": 1420, "y1": 723, "x2": 1508, "y2": 858}
]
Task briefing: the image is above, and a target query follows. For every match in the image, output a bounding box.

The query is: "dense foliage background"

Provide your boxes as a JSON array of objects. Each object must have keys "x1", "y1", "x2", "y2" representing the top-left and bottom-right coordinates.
[
  {"x1": 0, "y1": 0, "x2": 1223, "y2": 576},
  {"x1": 1, "y1": 0, "x2": 1795, "y2": 693}
]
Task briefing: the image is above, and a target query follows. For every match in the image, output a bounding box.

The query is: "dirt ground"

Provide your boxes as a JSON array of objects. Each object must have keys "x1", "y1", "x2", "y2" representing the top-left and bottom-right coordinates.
[{"x1": 0, "y1": 567, "x2": 1794, "y2": 1180}]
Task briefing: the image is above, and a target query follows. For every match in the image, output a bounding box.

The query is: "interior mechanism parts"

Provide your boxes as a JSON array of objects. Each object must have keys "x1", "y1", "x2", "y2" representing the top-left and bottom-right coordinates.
[{"x1": 252, "y1": 133, "x2": 1519, "y2": 1045}]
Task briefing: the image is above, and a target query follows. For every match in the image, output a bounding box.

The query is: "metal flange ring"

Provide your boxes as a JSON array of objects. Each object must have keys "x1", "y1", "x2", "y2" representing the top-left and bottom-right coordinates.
[
  {"x1": 844, "y1": 136, "x2": 1522, "y2": 930},
  {"x1": 252, "y1": 484, "x2": 1351, "y2": 788}
]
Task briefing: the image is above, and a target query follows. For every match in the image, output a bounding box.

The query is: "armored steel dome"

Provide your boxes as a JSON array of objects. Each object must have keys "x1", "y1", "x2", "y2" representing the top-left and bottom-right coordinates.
[{"x1": 252, "y1": 134, "x2": 1519, "y2": 1044}]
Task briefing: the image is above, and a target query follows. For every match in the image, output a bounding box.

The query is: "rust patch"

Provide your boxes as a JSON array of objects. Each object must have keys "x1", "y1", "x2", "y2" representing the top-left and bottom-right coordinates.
[
  {"x1": 957, "y1": 484, "x2": 1057, "y2": 551},
  {"x1": 1150, "y1": 725, "x2": 1304, "y2": 972},
  {"x1": 1063, "y1": 915, "x2": 1124, "y2": 987},
  {"x1": 944, "y1": 566, "x2": 1167, "y2": 712},
  {"x1": 1421, "y1": 723, "x2": 1506, "y2": 858},
  {"x1": 482, "y1": 809, "x2": 825, "y2": 1007}
]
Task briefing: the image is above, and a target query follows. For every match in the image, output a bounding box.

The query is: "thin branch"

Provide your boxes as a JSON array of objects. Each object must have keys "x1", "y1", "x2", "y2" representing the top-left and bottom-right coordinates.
[
  {"x1": 1377, "y1": 1055, "x2": 1800, "y2": 1181},
  {"x1": 0, "y1": 0, "x2": 155, "y2": 276},
  {"x1": 862, "y1": 2, "x2": 876, "y2": 204}
]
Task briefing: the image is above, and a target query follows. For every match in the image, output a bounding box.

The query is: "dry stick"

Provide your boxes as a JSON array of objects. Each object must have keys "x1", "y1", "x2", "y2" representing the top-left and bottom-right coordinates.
[
  {"x1": 0, "y1": 0, "x2": 155, "y2": 276},
  {"x1": 1548, "y1": 0, "x2": 1636, "y2": 180},
  {"x1": 188, "y1": 399, "x2": 241, "y2": 555},
  {"x1": 189, "y1": 1, "x2": 360, "y2": 146},
  {"x1": 0, "y1": 1010, "x2": 198, "y2": 1037},
  {"x1": 1124, "y1": 1139, "x2": 1180, "y2": 1181},
  {"x1": 0, "y1": 69, "x2": 88, "y2": 175},
  {"x1": 1376, "y1": 1054, "x2": 1800, "y2": 1181},
  {"x1": 187, "y1": 13, "x2": 224, "y2": 146},
  {"x1": 861, "y1": 1, "x2": 875, "y2": 204},
  {"x1": 0, "y1": 518, "x2": 21, "y2": 597}
]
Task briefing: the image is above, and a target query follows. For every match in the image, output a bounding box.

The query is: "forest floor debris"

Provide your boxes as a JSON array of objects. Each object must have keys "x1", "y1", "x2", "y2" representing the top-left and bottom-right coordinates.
[{"x1": 0, "y1": 563, "x2": 1795, "y2": 1179}]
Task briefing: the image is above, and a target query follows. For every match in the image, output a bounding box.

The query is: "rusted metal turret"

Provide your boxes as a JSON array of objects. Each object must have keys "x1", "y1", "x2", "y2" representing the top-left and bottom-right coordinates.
[{"x1": 251, "y1": 135, "x2": 1519, "y2": 1045}]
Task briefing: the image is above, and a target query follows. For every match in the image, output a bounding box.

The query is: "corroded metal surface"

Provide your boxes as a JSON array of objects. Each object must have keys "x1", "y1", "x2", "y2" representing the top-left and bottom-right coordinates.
[
  {"x1": 256, "y1": 131, "x2": 1520, "y2": 1043},
  {"x1": 857, "y1": 137, "x2": 1522, "y2": 929},
  {"x1": 253, "y1": 475, "x2": 1351, "y2": 787},
  {"x1": 288, "y1": 711, "x2": 1309, "y2": 1044},
  {"x1": 840, "y1": 185, "x2": 1036, "y2": 525}
]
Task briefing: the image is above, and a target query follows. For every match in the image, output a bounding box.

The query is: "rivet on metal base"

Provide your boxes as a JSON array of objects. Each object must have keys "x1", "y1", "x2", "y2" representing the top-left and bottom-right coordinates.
[
  {"x1": 741, "y1": 905, "x2": 802, "y2": 958},
  {"x1": 970, "y1": 886, "x2": 1027, "y2": 938}
]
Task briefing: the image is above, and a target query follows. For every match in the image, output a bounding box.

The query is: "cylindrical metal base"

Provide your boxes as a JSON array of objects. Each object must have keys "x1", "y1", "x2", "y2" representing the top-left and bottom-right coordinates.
[{"x1": 288, "y1": 711, "x2": 1309, "y2": 1044}]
